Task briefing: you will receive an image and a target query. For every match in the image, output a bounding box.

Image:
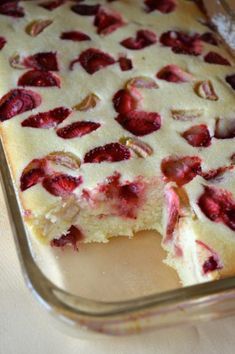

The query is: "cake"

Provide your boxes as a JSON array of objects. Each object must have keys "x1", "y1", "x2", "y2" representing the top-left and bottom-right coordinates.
[{"x1": 0, "y1": 0, "x2": 234, "y2": 286}]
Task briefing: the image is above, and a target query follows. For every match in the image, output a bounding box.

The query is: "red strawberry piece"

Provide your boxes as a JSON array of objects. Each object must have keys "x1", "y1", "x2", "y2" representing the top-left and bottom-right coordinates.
[
  {"x1": 18, "y1": 70, "x2": 61, "y2": 87},
  {"x1": 164, "y1": 186, "x2": 180, "y2": 241},
  {"x1": 160, "y1": 30, "x2": 203, "y2": 56},
  {"x1": 23, "y1": 52, "x2": 59, "y2": 71},
  {"x1": 160, "y1": 31, "x2": 179, "y2": 47},
  {"x1": 56, "y1": 121, "x2": 100, "y2": 139},
  {"x1": 21, "y1": 107, "x2": 71, "y2": 129},
  {"x1": 214, "y1": 118, "x2": 235, "y2": 139},
  {"x1": 119, "y1": 183, "x2": 140, "y2": 203},
  {"x1": 60, "y1": 31, "x2": 91, "y2": 41},
  {"x1": 50, "y1": 225, "x2": 83, "y2": 251},
  {"x1": 203, "y1": 256, "x2": 221, "y2": 273},
  {"x1": 200, "y1": 32, "x2": 218, "y2": 46},
  {"x1": 0, "y1": 1, "x2": 24, "y2": 17},
  {"x1": 156, "y1": 65, "x2": 193, "y2": 83},
  {"x1": 204, "y1": 51, "x2": 231, "y2": 66},
  {"x1": 40, "y1": 0, "x2": 66, "y2": 10},
  {"x1": 118, "y1": 182, "x2": 144, "y2": 218},
  {"x1": 161, "y1": 156, "x2": 202, "y2": 186},
  {"x1": 200, "y1": 165, "x2": 234, "y2": 182},
  {"x1": 198, "y1": 186, "x2": 235, "y2": 231},
  {"x1": 71, "y1": 48, "x2": 115, "y2": 74},
  {"x1": 20, "y1": 159, "x2": 47, "y2": 191},
  {"x1": 94, "y1": 7, "x2": 124, "y2": 35},
  {"x1": 120, "y1": 30, "x2": 157, "y2": 50},
  {"x1": 118, "y1": 56, "x2": 133, "y2": 71},
  {"x1": 182, "y1": 124, "x2": 211, "y2": 147},
  {"x1": 71, "y1": 4, "x2": 100, "y2": 16},
  {"x1": 196, "y1": 240, "x2": 223, "y2": 274},
  {"x1": 115, "y1": 110, "x2": 161, "y2": 136},
  {"x1": 226, "y1": 74, "x2": 235, "y2": 90},
  {"x1": 97, "y1": 172, "x2": 121, "y2": 197},
  {"x1": 93, "y1": 172, "x2": 145, "y2": 218},
  {"x1": 84, "y1": 142, "x2": 130, "y2": 163},
  {"x1": 0, "y1": 89, "x2": 41, "y2": 122},
  {"x1": 42, "y1": 173, "x2": 82, "y2": 196},
  {"x1": 0, "y1": 37, "x2": 6, "y2": 50},
  {"x1": 144, "y1": 0, "x2": 176, "y2": 13},
  {"x1": 112, "y1": 89, "x2": 140, "y2": 114}
]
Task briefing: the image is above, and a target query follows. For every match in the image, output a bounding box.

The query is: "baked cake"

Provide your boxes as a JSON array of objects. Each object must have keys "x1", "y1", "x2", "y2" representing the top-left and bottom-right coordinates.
[{"x1": 0, "y1": 0, "x2": 234, "y2": 286}]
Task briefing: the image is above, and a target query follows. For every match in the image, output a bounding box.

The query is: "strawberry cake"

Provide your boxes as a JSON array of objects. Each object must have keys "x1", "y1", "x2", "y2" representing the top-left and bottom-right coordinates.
[{"x1": 0, "y1": 0, "x2": 234, "y2": 286}]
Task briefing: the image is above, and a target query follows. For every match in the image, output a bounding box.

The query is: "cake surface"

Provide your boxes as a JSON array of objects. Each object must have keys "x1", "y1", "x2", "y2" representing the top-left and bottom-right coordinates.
[{"x1": 0, "y1": 0, "x2": 234, "y2": 286}]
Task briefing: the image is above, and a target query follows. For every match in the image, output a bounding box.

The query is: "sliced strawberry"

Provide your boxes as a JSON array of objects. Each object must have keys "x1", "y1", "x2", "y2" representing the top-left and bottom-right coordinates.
[
  {"x1": 18, "y1": 70, "x2": 60, "y2": 87},
  {"x1": 94, "y1": 7, "x2": 124, "y2": 35},
  {"x1": 56, "y1": 121, "x2": 101, "y2": 139},
  {"x1": 118, "y1": 56, "x2": 133, "y2": 71},
  {"x1": 164, "y1": 186, "x2": 180, "y2": 241},
  {"x1": 120, "y1": 30, "x2": 157, "y2": 50},
  {"x1": 71, "y1": 48, "x2": 116, "y2": 74},
  {"x1": 84, "y1": 142, "x2": 130, "y2": 163},
  {"x1": 60, "y1": 31, "x2": 91, "y2": 41},
  {"x1": 118, "y1": 183, "x2": 140, "y2": 203},
  {"x1": 71, "y1": 4, "x2": 100, "y2": 16},
  {"x1": 161, "y1": 156, "x2": 202, "y2": 186},
  {"x1": 40, "y1": 0, "x2": 66, "y2": 10},
  {"x1": 200, "y1": 32, "x2": 218, "y2": 46},
  {"x1": 51, "y1": 225, "x2": 83, "y2": 251},
  {"x1": 21, "y1": 107, "x2": 71, "y2": 129},
  {"x1": 203, "y1": 256, "x2": 221, "y2": 273},
  {"x1": 0, "y1": 89, "x2": 41, "y2": 122},
  {"x1": 182, "y1": 124, "x2": 211, "y2": 147},
  {"x1": 42, "y1": 173, "x2": 82, "y2": 196},
  {"x1": 112, "y1": 89, "x2": 140, "y2": 114},
  {"x1": 88, "y1": 172, "x2": 145, "y2": 218},
  {"x1": 20, "y1": 159, "x2": 47, "y2": 191},
  {"x1": 214, "y1": 118, "x2": 235, "y2": 139},
  {"x1": 97, "y1": 172, "x2": 122, "y2": 197},
  {"x1": 204, "y1": 51, "x2": 231, "y2": 66},
  {"x1": 23, "y1": 52, "x2": 59, "y2": 71},
  {"x1": 0, "y1": 37, "x2": 6, "y2": 50},
  {"x1": 160, "y1": 30, "x2": 203, "y2": 56},
  {"x1": 156, "y1": 65, "x2": 193, "y2": 83},
  {"x1": 115, "y1": 110, "x2": 161, "y2": 136},
  {"x1": 198, "y1": 186, "x2": 235, "y2": 231},
  {"x1": 200, "y1": 165, "x2": 234, "y2": 182},
  {"x1": 144, "y1": 0, "x2": 176, "y2": 13},
  {"x1": 0, "y1": 1, "x2": 24, "y2": 17},
  {"x1": 116, "y1": 181, "x2": 145, "y2": 218},
  {"x1": 196, "y1": 240, "x2": 223, "y2": 274},
  {"x1": 226, "y1": 74, "x2": 235, "y2": 91}
]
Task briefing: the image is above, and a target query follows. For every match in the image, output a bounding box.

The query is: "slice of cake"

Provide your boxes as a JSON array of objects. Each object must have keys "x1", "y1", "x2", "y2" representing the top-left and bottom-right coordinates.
[{"x1": 0, "y1": 0, "x2": 234, "y2": 286}]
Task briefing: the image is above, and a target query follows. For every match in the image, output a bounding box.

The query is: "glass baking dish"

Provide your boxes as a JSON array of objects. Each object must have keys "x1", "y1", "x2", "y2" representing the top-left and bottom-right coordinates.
[{"x1": 0, "y1": 0, "x2": 235, "y2": 337}]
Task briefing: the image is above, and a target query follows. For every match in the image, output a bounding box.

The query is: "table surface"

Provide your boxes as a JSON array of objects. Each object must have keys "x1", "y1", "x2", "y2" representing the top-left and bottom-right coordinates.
[{"x1": 1, "y1": 182, "x2": 235, "y2": 354}]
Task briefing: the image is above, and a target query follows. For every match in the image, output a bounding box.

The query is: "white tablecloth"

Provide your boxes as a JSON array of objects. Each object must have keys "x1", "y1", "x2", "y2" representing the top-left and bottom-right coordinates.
[{"x1": 1, "y1": 184, "x2": 235, "y2": 354}]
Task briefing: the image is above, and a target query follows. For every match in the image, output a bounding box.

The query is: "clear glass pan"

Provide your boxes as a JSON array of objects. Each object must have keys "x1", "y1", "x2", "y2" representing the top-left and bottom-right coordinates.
[{"x1": 0, "y1": 0, "x2": 235, "y2": 337}]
